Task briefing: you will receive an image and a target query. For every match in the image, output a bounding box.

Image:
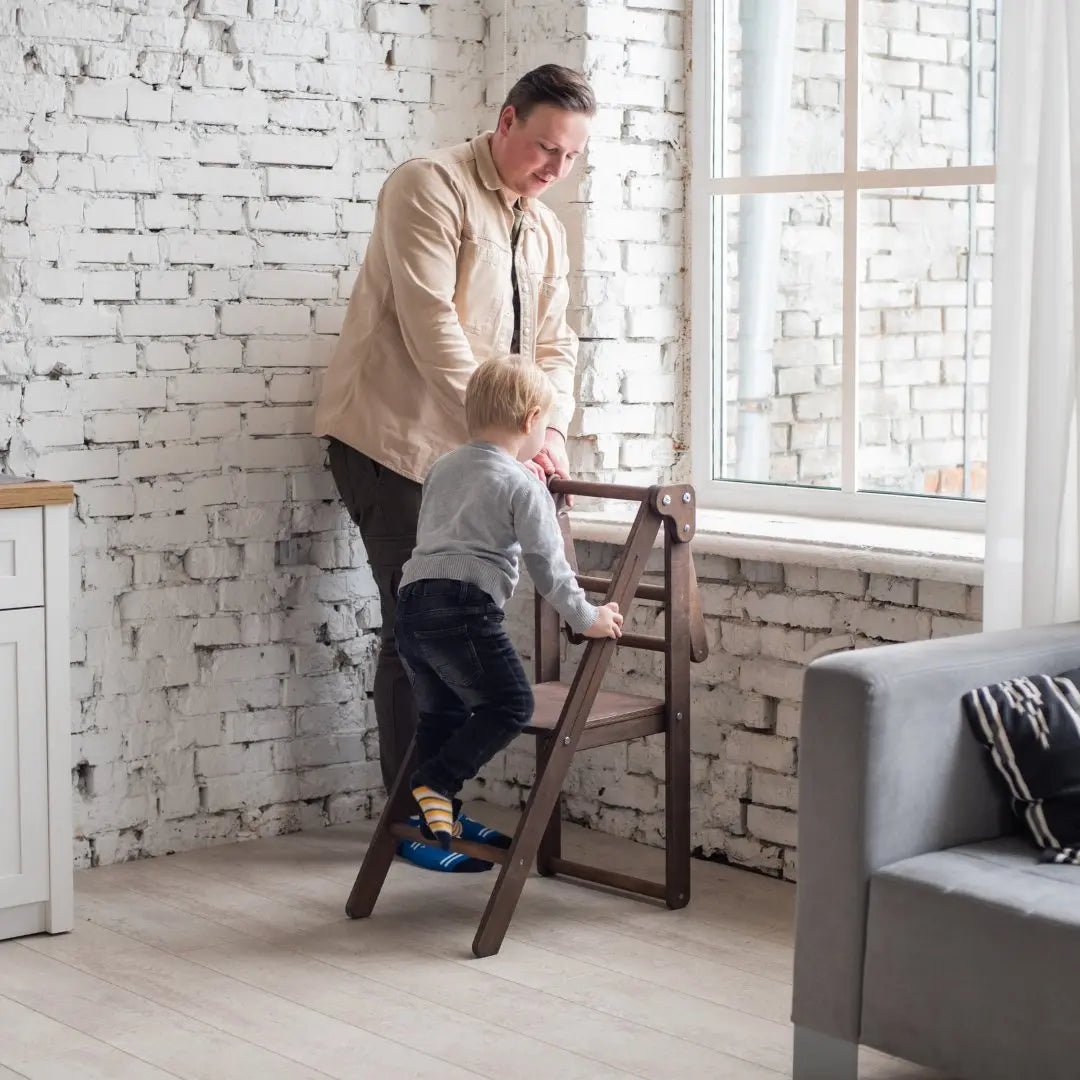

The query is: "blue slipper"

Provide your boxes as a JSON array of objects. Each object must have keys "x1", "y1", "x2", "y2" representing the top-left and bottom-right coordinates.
[
  {"x1": 457, "y1": 813, "x2": 512, "y2": 849},
  {"x1": 410, "y1": 809, "x2": 512, "y2": 850},
  {"x1": 399, "y1": 812, "x2": 493, "y2": 872},
  {"x1": 396, "y1": 838, "x2": 492, "y2": 873}
]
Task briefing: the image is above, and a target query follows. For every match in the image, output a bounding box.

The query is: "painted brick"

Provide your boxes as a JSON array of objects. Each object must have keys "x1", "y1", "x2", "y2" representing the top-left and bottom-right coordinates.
[
  {"x1": 162, "y1": 163, "x2": 261, "y2": 197},
  {"x1": 249, "y1": 202, "x2": 337, "y2": 234},
  {"x1": 139, "y1": 271, "x2": 190, "y2": 300},
  {"x1": 31, "y1": 303, "x2": 118, "y2": 338},
  {"x1": 120, "y1": 305, "x2": 216, "y2": 337},
  {"x1": 66, "y1": 233, "x2": 159, "y2": 265},
  {"x1": 258, "y1": 236, "x2": 347, "y2": 265},
  {"x1": 165, "y1": 233, "x2": 255, "y2": 267},
  {"x1": 77, "y1": 376, "x2": 167, "y2": 411},
  {"x1": 173, "y1": 90, "x2": 269, "y2": 127},
  {"x1": 220, "y1": 305, "x2": 311, "y2": 336},
  {"x1": 244, "y1": 271, "x2": 335, "y2": 299},
  {"x1": 265, "y1": 168, "x2": 353, "y2": 199},
  {"x1": 72, "y1": 80, "x2": 127, "y2": 120},
  {"x1": 247, "y1": 134, "x2": 338, "y2": 166},
  {"x1": 86, "y1": 198, "x2": 137, "y2": 230},
  {"x1": 127, "y1": 84, "x2": 173, "y2": 122},
  {"x1": 173, "y1": 373, "x2": 265, "y2": 403}
]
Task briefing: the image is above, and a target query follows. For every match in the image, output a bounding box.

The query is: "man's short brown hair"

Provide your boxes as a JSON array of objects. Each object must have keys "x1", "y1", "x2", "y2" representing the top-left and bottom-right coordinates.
[{"x1": 501, "y1": 64, "x2": 596, "y2": 122}]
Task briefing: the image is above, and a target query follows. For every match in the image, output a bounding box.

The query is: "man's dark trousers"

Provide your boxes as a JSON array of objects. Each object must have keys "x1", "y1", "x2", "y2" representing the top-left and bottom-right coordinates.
[{"x1": 327, "y1": 437, "x2": 423, "y2": 792}]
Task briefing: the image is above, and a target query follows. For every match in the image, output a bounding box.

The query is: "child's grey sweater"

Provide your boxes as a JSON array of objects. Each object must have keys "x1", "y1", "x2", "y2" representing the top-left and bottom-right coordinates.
[{"x1": 399, "y1": 441, "x2": 599, "y2": 635}]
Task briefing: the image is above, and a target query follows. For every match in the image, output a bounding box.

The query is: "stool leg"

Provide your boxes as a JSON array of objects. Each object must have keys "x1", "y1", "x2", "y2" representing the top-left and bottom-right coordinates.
[
  {"x1": 345, "y1": 737, "x2": 416, "y2": 919},
  {"x1": 536, "y1": 736, "x2": 562, "y2": 877},
  {"x1": 472, "y1": 846, "x2": 533, "y2": 958},
  {"x1": 664, "y1": 537, "x2": 692, "y2": 911},
  {"x1": 664, "y1": 710, "x2": 691, "y2": 910},
  {"x1": 473, "y1": 737, "x2": 576, "y2": 957}
]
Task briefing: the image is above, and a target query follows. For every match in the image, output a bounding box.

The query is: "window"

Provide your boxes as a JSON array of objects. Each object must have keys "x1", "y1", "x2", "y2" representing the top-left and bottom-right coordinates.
[{"x1": 690, "y1": 0, "x2": 997, "y2": 528}]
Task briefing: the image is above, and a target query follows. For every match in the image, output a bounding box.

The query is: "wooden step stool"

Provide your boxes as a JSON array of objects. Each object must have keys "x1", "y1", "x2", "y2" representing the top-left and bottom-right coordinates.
[{"x1": 345, "y1": 479, "x2": 708, "y2": 958}]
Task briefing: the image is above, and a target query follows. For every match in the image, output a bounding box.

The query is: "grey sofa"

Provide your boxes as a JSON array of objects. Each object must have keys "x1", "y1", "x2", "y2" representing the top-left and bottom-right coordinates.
[{"x1": 791, "y1": 623, "x2": 1080, "y2": 1080}]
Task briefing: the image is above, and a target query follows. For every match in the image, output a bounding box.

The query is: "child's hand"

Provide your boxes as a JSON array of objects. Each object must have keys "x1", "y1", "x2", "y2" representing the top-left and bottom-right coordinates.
[{"x1": 584, "y1": 602, "x2": 623, "y2": 639}]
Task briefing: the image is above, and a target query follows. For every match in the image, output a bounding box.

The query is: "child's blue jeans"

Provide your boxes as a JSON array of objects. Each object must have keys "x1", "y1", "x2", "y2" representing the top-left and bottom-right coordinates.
[{"x1": 396, "y1": 579, "x2": 534, "y2": 797}]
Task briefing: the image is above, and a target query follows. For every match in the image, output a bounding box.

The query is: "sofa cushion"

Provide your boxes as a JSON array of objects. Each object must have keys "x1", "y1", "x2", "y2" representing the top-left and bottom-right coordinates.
[
  {"x1": 962, "y1": 670, "x2": 1080, "y2": 864},
  {"x1": 862, "y1": 837, "x2": 1080, "y2": 1080}
]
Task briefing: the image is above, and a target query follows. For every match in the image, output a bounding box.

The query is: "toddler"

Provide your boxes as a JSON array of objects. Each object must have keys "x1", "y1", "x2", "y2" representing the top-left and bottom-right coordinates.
[{"x1": 396, "y1": 357, "x2": 623, "y2": 847}]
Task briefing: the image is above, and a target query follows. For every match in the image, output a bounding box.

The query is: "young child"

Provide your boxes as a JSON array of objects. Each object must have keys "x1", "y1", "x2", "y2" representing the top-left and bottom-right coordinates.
[{"x1": 396, "y1": 356, "x2": 623, "y2": 849}]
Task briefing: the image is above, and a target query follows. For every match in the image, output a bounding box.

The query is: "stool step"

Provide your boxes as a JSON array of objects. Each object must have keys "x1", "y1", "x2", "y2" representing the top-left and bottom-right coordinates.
[
  {"x1": 525, "y1": 681, "x2": 666, "y2": 749},
  {"x1": 389, "y1": 823, "x2": 510, "y2": 866}
]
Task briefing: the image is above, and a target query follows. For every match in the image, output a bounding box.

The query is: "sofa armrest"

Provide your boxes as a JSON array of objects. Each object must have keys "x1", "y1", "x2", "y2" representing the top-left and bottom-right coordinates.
[{"x1": 792, "y1": 621, "x2": 1080, "y2": 1043}]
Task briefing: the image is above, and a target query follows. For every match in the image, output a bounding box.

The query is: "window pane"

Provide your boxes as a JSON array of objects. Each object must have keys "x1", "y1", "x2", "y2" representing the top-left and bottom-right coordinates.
[
  {"x1": 858, "y1": 186, "x2": 994, "y2": 498},
  {"x1": 714, "y1": 192, "x2": 844, "y2": 487},
  {"x1": 718, "y1": 0, "x2": 845, "y2": 177},
  {"x1": 861, "y1": 0, "x2": 997, "y2": 170}
]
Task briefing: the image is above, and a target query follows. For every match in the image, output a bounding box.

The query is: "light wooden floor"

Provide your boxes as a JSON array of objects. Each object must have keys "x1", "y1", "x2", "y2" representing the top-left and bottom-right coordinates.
[{"x1": 0, "y1": 806, "x2": 950, "y2": 1079}]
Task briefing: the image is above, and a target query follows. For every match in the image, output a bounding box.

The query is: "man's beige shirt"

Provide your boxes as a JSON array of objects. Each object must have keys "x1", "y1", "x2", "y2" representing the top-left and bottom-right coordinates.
[{"x1": 313, "y1": 132, "x2": 578, "y2": 484}]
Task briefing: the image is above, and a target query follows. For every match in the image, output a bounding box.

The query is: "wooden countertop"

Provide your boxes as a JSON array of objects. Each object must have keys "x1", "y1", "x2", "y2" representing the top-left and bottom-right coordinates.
[{"x1": 0, "y1": 480, "x2": 76, "y2": 511}]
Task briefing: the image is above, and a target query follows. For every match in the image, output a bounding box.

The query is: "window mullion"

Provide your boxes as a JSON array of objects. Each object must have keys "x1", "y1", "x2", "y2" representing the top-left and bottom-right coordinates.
[
  {"x1": 708, "y1": 173, "x2": 845, "y2": 196},
  {"x1": 853, "y1": 165, "x2": 996, "y2": 190},
  {"x1": 689, "y1": 0, "x2": 716, "y2": 496},
  {"x1": 715, "y1": 0, "x2": 726, "y2": 478},
  {"x1": 841, "y1": 0, "x2": 860, "y2": 495}
]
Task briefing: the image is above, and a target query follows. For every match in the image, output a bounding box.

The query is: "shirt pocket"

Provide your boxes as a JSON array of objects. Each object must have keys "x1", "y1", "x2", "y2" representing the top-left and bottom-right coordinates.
[
  {"x1": 530, "y1": 270, "x2": 564, "y2": 331},
  {"x1": 455, "y1": 235, "x2": 510, "y2": 335},
  {"x1": 533, "y1": 272, "x2": 561, "y2": 299}
]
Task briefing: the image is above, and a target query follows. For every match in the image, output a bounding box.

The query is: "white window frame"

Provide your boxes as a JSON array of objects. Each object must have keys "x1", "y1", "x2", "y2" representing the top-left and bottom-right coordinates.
[{"x1": 689, "y1": 0, "x2": 996, "y2": 531}]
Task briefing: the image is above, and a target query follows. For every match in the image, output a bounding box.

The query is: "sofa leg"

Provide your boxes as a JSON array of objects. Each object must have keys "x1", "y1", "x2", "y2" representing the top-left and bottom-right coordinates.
[{"x1": 793, "y1": 1026, "x2": 857, "y2": 1080}]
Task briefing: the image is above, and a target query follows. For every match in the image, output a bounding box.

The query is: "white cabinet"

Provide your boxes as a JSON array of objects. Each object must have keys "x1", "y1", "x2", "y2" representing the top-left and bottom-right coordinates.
[{"x1": 0, "y1": 484, "x2": 73, "y2": 940}]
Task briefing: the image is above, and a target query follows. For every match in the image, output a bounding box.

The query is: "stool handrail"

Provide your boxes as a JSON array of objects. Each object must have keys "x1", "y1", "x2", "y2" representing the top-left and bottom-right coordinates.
[
  {"x1": 548, "y1": 478, "x2": 651, "y2": 501},
  {"x1": 547, "y1": 480, "x2": 708, "y2": 664}
]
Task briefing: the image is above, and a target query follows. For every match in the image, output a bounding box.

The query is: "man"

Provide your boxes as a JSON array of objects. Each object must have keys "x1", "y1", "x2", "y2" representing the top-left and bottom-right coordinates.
[{"x1": 314, "y1": 65, "x2": 594, "y2": 871}]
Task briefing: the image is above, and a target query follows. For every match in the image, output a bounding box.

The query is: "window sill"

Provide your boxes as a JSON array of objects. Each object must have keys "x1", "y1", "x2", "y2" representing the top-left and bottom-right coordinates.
[{"x1": 568, "y1": 506, "x2": 984, "y2": 585}]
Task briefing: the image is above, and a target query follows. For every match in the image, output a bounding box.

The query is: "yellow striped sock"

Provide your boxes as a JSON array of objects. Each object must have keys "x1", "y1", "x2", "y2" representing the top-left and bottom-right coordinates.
[{"x1": 412, "y1": 785, "x2": 455, "y2": 850}]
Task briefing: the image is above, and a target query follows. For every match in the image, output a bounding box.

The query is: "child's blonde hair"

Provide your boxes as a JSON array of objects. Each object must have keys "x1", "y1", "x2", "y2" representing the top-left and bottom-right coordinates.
[{"x1": 465, "y1": 356, "x2": 554, "y2": 435}]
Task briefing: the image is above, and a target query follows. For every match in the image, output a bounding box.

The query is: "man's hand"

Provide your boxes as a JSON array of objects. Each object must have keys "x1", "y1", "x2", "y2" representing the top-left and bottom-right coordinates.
[{"x1": 531, "y1": 427, "x2": 573, "y2": 507}]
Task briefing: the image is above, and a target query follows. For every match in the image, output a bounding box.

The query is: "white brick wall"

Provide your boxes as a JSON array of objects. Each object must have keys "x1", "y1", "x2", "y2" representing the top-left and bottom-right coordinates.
[
  {"x1": 1, "y1": 0, "x2": 487, "y2": 868},
  {"x1": 470, "y1": 543, "x2": 982, "y2": 881}
]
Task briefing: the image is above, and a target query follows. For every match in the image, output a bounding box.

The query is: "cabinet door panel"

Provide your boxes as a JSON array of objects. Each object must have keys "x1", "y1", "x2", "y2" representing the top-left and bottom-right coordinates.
[
  {"x1": 0, "y1": 608, "x2": 48, "y2": 908},
  {"x1": 0, "y1": 508, "x2": 45, "y2": 609}
]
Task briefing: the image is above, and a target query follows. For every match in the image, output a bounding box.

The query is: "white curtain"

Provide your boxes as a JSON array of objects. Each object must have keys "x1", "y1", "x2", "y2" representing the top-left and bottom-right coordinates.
[{"x1": 984, "y1": 1, "x2": 1080, "y2": 630}]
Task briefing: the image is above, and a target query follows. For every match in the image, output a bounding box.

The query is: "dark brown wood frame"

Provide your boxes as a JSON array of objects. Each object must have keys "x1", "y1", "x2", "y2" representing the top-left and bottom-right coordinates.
[{"x1": 345, "y1": 479, "x2": 708, "y2": 958}]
